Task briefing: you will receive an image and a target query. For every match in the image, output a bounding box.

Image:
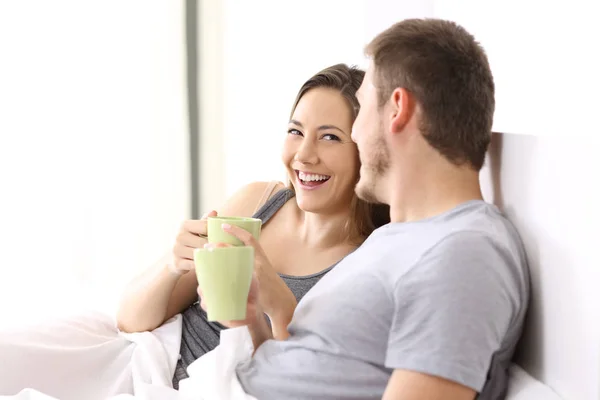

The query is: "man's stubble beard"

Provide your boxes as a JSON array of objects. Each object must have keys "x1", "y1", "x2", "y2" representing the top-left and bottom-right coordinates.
[{"x1": 355, "y1": 124, "x2": 390, "y2": 204}]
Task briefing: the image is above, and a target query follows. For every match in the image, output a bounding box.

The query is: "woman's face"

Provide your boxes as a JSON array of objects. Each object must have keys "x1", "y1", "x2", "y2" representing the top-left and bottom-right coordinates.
[{"x1": 282, "y1": 87, "x2": 360, "y2": 214}]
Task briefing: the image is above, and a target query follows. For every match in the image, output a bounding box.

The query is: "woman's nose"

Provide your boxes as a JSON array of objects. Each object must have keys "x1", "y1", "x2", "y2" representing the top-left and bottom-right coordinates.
[{"x1": 294, "y1": 138, "x2": 319, "y2": 165}]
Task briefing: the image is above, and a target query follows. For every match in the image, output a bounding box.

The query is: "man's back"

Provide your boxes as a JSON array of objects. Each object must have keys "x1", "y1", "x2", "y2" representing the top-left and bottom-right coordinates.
[{"x1": 237, "y1": 200, "x2": 530, "y2": 400}]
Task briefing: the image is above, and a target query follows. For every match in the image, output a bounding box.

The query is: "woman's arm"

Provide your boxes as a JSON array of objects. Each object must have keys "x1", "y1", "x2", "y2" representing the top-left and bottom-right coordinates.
[
  {"x1": 116, "y1": 254, "x2": 197, "y2": 333},
  {"x1": 116, "y1": 181, "x2": 278, "y2": 333}
]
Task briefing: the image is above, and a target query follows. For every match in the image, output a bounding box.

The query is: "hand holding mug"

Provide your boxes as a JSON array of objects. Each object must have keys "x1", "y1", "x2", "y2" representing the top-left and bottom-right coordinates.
[{"x1": 169, "y1": 210, "x2": 217, "y2": 275}]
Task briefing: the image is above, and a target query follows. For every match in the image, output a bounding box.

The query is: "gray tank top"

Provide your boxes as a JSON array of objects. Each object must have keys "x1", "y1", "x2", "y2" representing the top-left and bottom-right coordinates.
[{"x1": 173, "y1": 189, "x2": 337, "y2": 387}]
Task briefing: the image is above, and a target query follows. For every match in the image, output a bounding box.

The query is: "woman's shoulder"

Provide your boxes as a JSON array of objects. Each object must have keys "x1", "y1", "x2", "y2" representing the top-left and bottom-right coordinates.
[
  {"x1": 238, "y1": 180, "x2": 287, "y2": 207},
  {"x1": 219, "y1": 181, "x2": 287, "y2": 217},
  {"x1": 245, "y1": 180, "x2": 287, "y2": 197}
]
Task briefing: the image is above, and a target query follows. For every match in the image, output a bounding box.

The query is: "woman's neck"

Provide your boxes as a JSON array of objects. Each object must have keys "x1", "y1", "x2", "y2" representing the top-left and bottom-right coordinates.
[{"x1": 292, "y1": 206, "x2": 362, "y2": 250}]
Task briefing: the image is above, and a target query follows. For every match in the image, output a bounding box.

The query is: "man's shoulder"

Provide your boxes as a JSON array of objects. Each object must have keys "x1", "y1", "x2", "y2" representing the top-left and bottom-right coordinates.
[
  {"x1": 367, "y1": 205, "x2": 527, "y2": 290},
  {"x1": 429, "y1": 202, "x2": 528, "y2": 278},
  {"x1": 382, "y1": 201, "x2": 524, "y2": 262},
  {"x1": 388, "y1": 229, "x2": 528, "y2": 317}
]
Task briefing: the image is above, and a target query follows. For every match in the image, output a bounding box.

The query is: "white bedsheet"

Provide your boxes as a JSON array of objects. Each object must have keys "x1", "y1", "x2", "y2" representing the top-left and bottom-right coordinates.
[
  {"x1": 506, "y1": 364, "x2": 564, "y2": 400},
  {"x1": 0, "y1": 312, "x2": 255, "y2": 400}
]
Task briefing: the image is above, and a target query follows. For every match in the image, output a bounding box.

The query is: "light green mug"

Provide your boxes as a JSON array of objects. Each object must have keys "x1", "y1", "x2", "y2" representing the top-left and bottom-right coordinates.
[
  {"x1": 207, "y1": 216, "x2": 262, "y2": 246},
  {"x1": 194, "y1": 246, "x2": 254, "y2": 321}
]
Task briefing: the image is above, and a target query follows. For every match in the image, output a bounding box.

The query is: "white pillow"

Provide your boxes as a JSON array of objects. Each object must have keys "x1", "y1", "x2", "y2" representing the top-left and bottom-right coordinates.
[{"x1": 506, "y1": 364, "x2": 563, "y2": 400}]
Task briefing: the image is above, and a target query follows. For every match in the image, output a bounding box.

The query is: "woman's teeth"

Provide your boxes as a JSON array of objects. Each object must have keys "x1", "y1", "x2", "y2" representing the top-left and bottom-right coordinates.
[{"x1": 298, "y1": 171, "x2": 330, "y2": 182}]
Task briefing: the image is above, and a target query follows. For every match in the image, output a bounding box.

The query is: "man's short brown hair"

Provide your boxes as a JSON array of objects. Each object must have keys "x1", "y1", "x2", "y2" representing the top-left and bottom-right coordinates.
[{"x1": 366, "y1": 18, "x2": 495, "y2": 170}]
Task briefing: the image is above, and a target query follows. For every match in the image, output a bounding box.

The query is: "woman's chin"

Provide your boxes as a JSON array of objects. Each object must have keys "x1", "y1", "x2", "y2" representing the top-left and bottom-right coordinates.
[
  {"x1": 295, "y1": 197, "x2": 327, "y2": 214},
  {"x1": 295, "y1": 194, "x2": 346, "y2": 214}
]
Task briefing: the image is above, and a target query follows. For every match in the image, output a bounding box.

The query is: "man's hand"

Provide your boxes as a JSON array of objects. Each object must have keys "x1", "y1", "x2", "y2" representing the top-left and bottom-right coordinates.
[
  {"x1": 197, "y1": 266, "x2": 261, "y2": 328},
  {"x1": 221, "y1": 223, "x2": 297, "y2": 337},
  {"x1": 197, "y1": 272, "x2": 273, "y2": 350}
]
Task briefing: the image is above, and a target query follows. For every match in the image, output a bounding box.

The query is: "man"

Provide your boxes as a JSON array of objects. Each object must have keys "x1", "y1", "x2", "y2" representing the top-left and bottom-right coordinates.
[{"x1": 211, "y1": 18, "x2": 530, "y2": 400}]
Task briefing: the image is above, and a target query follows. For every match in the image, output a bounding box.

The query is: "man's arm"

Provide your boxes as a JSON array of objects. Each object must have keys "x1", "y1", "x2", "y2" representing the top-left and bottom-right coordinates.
[
  {"x1": 383, "y1": 370, "x2": 476, "y2": 400},
  {"x1": 383, "y1": 232, "x2": 521, "y2": 396}
]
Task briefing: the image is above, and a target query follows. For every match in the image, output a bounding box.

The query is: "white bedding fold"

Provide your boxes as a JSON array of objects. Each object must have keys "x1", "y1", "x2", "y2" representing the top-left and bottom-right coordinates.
[
  {"x1": 0, "y1": 311, "x2": 181, "y2": 400},
  {"x1": 0, "y1": 312, "x2": 256, "y2": 400},
  {"x1": 178, "y1": 326, "x2": 257, "y2": 400}
]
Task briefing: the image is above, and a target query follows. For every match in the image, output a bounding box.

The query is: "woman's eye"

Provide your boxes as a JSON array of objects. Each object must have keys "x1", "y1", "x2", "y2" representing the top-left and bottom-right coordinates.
[
  {"x1": 322, "y1": 134, "x2": 341, "y2": 141},
  {"x1": 287, "y1": 128, "x2": 303, "y2": 136}
]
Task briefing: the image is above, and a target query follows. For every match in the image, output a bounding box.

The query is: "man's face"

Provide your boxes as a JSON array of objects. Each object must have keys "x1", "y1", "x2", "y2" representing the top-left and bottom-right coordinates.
[{"x1": 351, "y1": 66, "x2": 391, "y2": 204}]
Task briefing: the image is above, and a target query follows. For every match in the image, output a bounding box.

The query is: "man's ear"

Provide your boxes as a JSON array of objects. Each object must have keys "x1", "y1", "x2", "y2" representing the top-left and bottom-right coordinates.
[{"x1": 389, "y1": 88, "x2": 415, "y2": 135}]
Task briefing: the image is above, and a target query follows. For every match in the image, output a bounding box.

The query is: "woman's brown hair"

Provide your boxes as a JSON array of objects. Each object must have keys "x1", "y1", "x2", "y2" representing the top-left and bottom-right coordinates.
[{"x1": 288, "y1": 64, "x2": 390, "y2": 243}]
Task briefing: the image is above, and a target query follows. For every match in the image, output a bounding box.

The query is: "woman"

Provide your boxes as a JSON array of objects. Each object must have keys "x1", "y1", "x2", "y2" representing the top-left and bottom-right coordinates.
[
  {"x1": 117, "y1": 63, "x2": 389, "y2": 388},
  {"x1": 0, "y1": 64, "x2": 389, "y2": 399}
]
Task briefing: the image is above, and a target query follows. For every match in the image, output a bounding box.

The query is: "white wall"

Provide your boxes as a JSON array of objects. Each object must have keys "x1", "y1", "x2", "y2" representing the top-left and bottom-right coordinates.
[
  {"x1": 480, "y1": 133, "x2": 600, "y2": 400},
  {"x1": 435, "y1": 0, "x2": 600, "y2": 137},
  {"x1": 0, "y1": 1, "x2": 189, "y2": 326},
  {"x1": 198, "y1": 0, "x2": 227, "y2": 214},
  {"x1": 364, "y1": 0, "x2": 434, "y2": 41}
]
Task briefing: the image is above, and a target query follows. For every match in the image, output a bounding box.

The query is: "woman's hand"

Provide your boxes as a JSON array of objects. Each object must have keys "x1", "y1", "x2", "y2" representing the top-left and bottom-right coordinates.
[
  {"x1": 170, "y1": 210, "x2": 217, "y2": 275},
  {"x1": 221, "y1": 223, "x2": 297, "y2": 326}
]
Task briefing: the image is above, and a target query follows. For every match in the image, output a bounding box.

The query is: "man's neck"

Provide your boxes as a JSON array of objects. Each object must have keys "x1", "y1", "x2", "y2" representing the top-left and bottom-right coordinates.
[{"x1": 387, "y1": 162, "x2": 483, "y2": 223}]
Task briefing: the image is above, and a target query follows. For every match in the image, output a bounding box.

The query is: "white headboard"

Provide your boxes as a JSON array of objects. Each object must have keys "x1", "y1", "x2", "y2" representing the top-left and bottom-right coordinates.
[{"x1": 480, "y1": 133, "x2": 600, "y2": 399}]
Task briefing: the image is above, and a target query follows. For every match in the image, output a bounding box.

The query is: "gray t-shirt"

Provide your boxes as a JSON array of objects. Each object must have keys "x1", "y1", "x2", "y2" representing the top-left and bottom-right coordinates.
[{"x1": 236, "y1": 200, "x2": 530, "y2": 400}]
